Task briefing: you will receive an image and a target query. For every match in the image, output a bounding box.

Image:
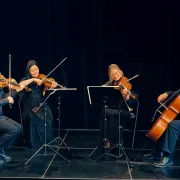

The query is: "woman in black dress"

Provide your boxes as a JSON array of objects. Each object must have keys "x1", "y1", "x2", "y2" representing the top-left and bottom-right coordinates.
[{"x1": 19, "y1": 60, "x2": 57, "y2": 148}]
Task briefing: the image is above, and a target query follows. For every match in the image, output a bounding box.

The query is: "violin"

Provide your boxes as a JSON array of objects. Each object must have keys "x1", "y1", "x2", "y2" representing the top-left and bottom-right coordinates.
[
  {"x1": 0, "y1": 74, "x2": 19, "y2": 90},
  {"x1": 114, "y1": 76, "x2": 136, "y2": 99},
  {"x1": 38, "y1": 74, "x2": 65, "y2": 89}
]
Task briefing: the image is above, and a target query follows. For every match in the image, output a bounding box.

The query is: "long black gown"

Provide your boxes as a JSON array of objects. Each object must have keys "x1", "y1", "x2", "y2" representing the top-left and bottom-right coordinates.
[{"x1": 20, "y1": 82, "x2": 53, "y2": 148}]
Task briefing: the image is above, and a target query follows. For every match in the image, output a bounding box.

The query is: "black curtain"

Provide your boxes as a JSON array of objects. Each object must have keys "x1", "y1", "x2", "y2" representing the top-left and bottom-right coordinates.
[{"x1": 0, "y1": 0, "x2": 180, "y2": 130}]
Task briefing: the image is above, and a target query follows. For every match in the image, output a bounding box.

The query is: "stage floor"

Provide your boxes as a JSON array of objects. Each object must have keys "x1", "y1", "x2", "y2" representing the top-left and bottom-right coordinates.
[{"x1": 0, "y1": 131, "x2": 180, "y2": 179}]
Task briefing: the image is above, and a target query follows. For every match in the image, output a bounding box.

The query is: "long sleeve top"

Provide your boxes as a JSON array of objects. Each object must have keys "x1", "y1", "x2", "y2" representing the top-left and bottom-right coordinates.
[
  {"x1": 0, "y1": 88, "x2": 18, "y2": 116},
  {"x1": 103, "y1": 80, "x2": 137, "y2": 110},
  {"x1": 166, "y1": 90, "x2": 180, "y2": 97}
]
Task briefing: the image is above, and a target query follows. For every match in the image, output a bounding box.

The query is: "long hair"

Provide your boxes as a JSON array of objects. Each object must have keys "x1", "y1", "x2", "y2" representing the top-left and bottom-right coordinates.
[
  {"x1": 25, "y1": 60, "x2": 37, "y2": 79},
  {"x1": 108, "y1": 64, "x2": 124, "y2": 81}
]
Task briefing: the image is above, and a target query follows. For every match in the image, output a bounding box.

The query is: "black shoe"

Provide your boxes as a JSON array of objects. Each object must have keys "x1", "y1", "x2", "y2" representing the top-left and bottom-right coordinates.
[{"x1": 153, "y1": 156, "x2": 173, "y2": 168}]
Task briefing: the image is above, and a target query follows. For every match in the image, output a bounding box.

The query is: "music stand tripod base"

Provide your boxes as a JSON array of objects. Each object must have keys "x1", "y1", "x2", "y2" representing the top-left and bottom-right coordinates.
[
  {"x1": 87, "y1": 86, "x2": 133, "y2": 168},
  {"x1": 25, "y1": 89, "x2": 77, "y2": 166}
]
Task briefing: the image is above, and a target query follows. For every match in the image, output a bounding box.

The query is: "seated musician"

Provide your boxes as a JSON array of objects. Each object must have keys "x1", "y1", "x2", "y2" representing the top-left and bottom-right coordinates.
[
  {"x1": 19, "y1": 60, "x2": 57, "y2": 148},
  {"x1": 0, "y1": 79, "x2": 25, "y2": 165},
  {"x1": 143, "y1": 91, "x2": 180, "y2": 168},
  {"x1": 100, "y1": 64, "x2": 138, "y2": 149}
]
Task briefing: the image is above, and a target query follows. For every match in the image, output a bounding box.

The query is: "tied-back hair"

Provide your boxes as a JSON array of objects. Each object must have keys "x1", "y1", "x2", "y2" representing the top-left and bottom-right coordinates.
[
  {"x1": 108, "y1": 64, "x2": 124, "y2": 81},
  {"x1": 25, "y1": 60, "x2": 37, "y2": 79}
]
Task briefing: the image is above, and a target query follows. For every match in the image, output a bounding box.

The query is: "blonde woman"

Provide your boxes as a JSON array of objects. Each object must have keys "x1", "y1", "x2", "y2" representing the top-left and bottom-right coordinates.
[{"x1": 100, "y1": 64, "x2": 137, "y2": 149}]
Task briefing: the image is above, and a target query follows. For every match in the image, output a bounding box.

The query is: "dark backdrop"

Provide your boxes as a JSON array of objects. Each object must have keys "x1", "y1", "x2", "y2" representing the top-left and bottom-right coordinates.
[{"x1": 0, "y1": 0, "x2": 180, "y2": 130}]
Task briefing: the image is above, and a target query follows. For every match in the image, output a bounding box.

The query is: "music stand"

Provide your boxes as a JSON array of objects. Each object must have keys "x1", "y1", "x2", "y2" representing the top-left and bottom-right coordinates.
[
  {"x1": 25, "y1": 88, "x2": 77, "y2": 178},
  {"x1": 87, "y1": 86, "x2": 133, "y2": 168}
]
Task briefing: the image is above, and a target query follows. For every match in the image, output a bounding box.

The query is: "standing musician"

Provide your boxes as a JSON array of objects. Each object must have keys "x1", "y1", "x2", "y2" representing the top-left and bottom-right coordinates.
[
  {"x1": 143, "y1": 91, "x2": 180, "y2": 168},
  {"x1": 0, "y1": 78, "x2": 25, "y2": 165},
  {"x1": 19, "y1": 60, "x2": 57, "y2": 148},
  {"x1": 100, "y1": 64, "x2": 138, "y2": 149}
]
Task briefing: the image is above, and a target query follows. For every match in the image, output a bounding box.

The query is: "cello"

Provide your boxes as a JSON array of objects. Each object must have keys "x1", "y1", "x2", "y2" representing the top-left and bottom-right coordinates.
[{"x1": 146, "y1": 90, "x2": 180, "y2": 142}]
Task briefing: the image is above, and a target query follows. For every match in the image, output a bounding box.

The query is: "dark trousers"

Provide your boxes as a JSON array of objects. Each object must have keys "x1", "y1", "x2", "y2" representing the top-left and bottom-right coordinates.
[
  {"x1": 0, "y1": 115, "x2": 22, "y2": 151},
  {"x1": 155, "y1": 120, "x2": 180, "y2": 154}
]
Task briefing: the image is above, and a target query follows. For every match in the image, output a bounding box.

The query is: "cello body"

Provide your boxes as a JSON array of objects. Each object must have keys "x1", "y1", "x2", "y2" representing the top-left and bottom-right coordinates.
[{"x1": 146, "y1": 94, "x2": 180, "y2": 142}]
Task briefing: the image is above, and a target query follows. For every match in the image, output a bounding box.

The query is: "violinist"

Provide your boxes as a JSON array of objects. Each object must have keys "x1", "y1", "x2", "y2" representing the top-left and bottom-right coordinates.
[
  {"x1": 19, "y1": 60, "x2": 57, "y2": 148},
  {"x1": 100, "y1": 64, "x2": 138, "y2": 149},
  {"x1": 0, "y1": 77, "x2": 25, "y2": 165},
  {"x1": 143, "y1": 91, "x2": 180, "y2": 168}
]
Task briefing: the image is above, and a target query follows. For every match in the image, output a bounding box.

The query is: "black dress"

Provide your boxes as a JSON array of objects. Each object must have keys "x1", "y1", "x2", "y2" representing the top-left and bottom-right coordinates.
[{"x1": 20, "y1": 82, "x2": 53, "y2": 148}]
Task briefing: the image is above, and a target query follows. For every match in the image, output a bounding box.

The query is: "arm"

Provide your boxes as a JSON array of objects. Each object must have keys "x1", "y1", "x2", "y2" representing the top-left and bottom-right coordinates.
[
  {"x1": 0, "y1": 89, "x2": 11, "y2": 106},
  {"x1": 126, "y1": 96, "x2": 138, "y2": 110},
  {"x1": 19, "y1": 78, "x2": 35, "y2": 87},
  {"x1": 0, "y1": 87, "x2": 25, "y2": 106},
  {"x1": 166, "y1": 91, "x2": 175, "y2": 97},
  {"x1": 103, "y1": 80, "x2": 113, "y2": 86},
  {"x1": 3, "y1": 90, "x2": 18, "y2": 99},
  {"x1": 157, "y1": 91, "x2": 176, "y2": 103},
  {"x1": 2, "y1": 82, "x2": 26, "y2": 99},
  {"x1": 19, "y1": 78, "x2": 43, "y2": 87},
  {"x1": 0, "y1": 97, "x2": 9, "y2": 106}
]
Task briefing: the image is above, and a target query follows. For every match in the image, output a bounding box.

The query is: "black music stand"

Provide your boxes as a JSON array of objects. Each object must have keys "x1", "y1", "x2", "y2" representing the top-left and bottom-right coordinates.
[
  {"x1": 45, "y1": 88, "x2": 77, "y2": 154},
  {"x1": 87, "y1": 86, "x2": 133, "y2": 168},
  {"x1": 25, "y1": 88, "x2": 77, "y2": 178}
]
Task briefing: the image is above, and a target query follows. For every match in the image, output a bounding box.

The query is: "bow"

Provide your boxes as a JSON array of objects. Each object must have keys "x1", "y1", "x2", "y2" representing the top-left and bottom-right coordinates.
[
  {"x1": 9, "y1": 54, "x2": 12, "y2": 108},
  {"x1": 41, "y1": 57, "x2": 67, "y2": 82}
]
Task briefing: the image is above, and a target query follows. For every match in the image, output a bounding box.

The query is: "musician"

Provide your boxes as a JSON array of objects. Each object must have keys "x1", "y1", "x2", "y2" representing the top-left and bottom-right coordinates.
[
  {"x1": 19, "y1": 60, "x2": 57, "y2": 148},
  {"x1": 0, "y1": 83, "x2": 25, "y2": 165},
  {"x1": 143, "y1": 91, "x2": 180, "y2": 167},
  {"x1": 101, "y1": 64, "x2": 138, "y2": 149}
]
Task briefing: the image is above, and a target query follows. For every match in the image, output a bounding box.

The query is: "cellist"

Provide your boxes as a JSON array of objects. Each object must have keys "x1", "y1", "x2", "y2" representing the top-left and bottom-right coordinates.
[{"x1": 143, "y1": 91, "x2": 180, "y2": 168}]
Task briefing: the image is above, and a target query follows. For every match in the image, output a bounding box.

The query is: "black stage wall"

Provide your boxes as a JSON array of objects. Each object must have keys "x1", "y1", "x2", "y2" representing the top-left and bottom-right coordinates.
[{"x1": 0, "y1": 1, "x2": 180, "y2": 131}]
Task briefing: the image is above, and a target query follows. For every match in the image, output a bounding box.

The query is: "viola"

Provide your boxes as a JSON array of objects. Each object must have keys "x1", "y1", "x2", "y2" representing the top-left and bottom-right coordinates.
[
  {"x1": 38, "y1": 74, "x2": 65, "y2": 88},
  {"x1": 0, "y1": 74, "x2": 19, "y2": 90},
  {"x1": 114, "y1": 76, "x2": 136, "y2": 99}
]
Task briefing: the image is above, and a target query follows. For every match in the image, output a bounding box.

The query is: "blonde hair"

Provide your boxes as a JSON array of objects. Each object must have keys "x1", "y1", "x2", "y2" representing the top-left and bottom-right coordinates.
[{"x1": 108, "y1": 64, "x2": 124, "y2": 81}]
